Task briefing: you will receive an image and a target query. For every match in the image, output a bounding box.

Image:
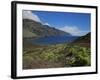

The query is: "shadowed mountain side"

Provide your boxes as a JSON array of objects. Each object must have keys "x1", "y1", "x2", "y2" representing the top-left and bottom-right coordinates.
[
  {"x1": 72, "y1": 32, "x2": 91, "y2": 47},
  {"x1": 23, "y1": 19, "x2": 71, "y2": 38},
  {"x1": 23, "y1": 39, "x2": 45, "y2": 50}
]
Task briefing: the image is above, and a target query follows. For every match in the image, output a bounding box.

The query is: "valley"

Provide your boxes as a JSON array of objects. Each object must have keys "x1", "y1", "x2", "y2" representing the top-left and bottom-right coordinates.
[{"x1": 22, "y1": 18, "x2": 91, "y2": 69}]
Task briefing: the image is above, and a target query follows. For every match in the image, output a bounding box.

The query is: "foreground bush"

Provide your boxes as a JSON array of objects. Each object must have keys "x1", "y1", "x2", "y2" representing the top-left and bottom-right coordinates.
[
  {"x1": 23, "y1": 44, "x2": 91, "y2": 69},
  {"x1": 65, "y1": 45, "x2": 91, "y2": 67}
]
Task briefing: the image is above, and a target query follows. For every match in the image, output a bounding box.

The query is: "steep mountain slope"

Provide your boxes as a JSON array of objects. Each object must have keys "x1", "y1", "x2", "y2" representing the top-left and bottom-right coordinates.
[
  {"x1": 74, "y1": 33, "x2": 90, "y2": 43},
  {"x1": 73, "y1": 33, "x2": 91, "y2": 47},
  {"x1": 23, "y1": 19, "x2": 71, "y2": 38},
  {"x1": 23, "y1": 28, "x2": 37, "y2": 37}
]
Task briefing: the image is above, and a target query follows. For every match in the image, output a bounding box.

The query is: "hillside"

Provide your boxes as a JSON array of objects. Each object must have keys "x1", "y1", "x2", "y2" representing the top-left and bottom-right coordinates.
[
  {"x1": 23, "y1": 19, "x2": 70, "y2": 38},
  {"x1": 23, "y1": 28, "x2": 37, "y2": 37},
  {"x1": 73, "y1": 33, "x2": 91, "y2": 47}
]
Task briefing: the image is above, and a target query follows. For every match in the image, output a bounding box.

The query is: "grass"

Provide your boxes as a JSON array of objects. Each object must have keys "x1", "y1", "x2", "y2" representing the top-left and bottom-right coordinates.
[{"x1": 23, "y1": 43, "x2": 91, "y2": 69}]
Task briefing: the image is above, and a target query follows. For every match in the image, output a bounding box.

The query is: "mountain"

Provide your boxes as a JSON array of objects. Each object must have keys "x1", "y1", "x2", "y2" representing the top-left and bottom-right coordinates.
[
  {"x1": 73, "y1": 32, "x2": 91, "y2": 47},
  {"x1": 23, "y1": 19, "x2": 71, "y2": 38},
  {"x1": 74, "y1": 33, "x2": 90, "y2": 43}
]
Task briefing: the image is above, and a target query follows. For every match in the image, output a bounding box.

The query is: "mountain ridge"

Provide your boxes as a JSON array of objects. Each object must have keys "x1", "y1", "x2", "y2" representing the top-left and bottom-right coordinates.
[
  {"x1": 23, "y1": 19, "x2": 71, "y2": 38},
  {"x1": 72, "y1": 32, "x2": 91, "y2": 47}
]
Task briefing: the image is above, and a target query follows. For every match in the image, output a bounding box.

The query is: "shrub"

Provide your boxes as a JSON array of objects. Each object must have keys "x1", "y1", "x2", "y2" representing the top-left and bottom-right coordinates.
[
  {"x1": 23, "y1": 55, "x2": 34, "y2": 69},
  {"x1": 65, "y1": 45, "x2": 90, "y2": 66}
]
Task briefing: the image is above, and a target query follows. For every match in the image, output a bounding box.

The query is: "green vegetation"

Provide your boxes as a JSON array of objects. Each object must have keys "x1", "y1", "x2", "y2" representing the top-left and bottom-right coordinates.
[
  {"x1": 65, "y1": 45, "x2": 90, "y2": 66},
  {"x1": 23, "y1": 43, "x2": 91, "y2": 69}
]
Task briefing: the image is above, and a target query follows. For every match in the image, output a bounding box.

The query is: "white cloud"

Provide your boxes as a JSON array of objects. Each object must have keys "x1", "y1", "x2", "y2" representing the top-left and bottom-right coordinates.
[
  {"x1": 59, "y1": 26, "x2": 89, "y2": 36},
  {"x1": 43, "y1": 22, "x2": 51, "y2": 26},
  {"x1": 22, "y1": 10, "x2": 41, "y2": 22}
]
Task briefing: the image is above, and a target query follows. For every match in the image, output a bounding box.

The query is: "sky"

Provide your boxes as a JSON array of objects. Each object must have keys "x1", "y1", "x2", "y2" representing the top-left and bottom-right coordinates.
[{"x1": 23, "y1": 10, "x2": 91, "y2": 36}]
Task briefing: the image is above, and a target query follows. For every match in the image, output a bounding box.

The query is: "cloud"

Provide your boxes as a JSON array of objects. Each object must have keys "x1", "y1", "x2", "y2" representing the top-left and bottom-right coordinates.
[
  {"x1": 59, "y1": 26, "x2": 89, "y2": 36},
  {"x1": 43, "y1": 22, "x2": 51, "y2": 26},
  {"x1": 22, "y1": 10, "x2": 41, "y2": 22}
]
